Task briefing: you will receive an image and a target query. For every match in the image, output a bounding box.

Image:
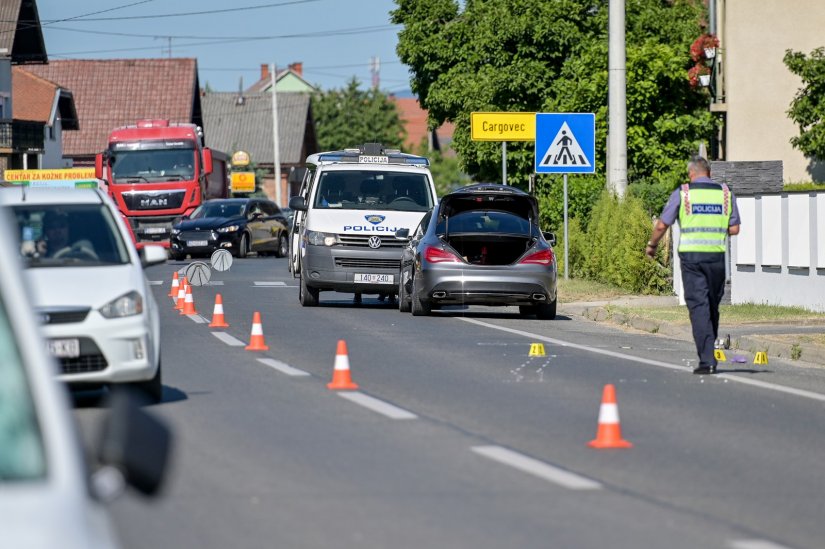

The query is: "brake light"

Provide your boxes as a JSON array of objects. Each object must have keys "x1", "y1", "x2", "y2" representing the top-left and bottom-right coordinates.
[
  {"x1": 425, "y1": 246, "x2": 461, "y2": 263},
  {"x1": 520, "y1": 249, "x2": 555, "y2": 265}
]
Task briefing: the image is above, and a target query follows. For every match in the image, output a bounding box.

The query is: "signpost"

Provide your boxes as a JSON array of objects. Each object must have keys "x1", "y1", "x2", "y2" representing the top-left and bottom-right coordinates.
[
  {"x1": 535, "y1": 113, "x2": 596, "y2": 280},
  {"x1": 231, "y1": 172, "x2": 256, "y2": 194},
  {"x1": 4, "y1": 168, "x2": 99, "y2": 188},
  {"x1": 471, "y1": 112, "x2": 535, "y2": 185}
]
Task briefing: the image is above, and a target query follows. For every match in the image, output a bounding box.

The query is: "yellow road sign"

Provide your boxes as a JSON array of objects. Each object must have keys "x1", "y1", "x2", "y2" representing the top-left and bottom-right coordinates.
[
  {"x1": 231, "y1": 171, "x2": 256, "y2": 193},
  {"x1": 4, "y1": 168, "x2": 96, "y2": 182},
  {"x1": 471, "y1": 112, "x2": 536, "y2": 141}
]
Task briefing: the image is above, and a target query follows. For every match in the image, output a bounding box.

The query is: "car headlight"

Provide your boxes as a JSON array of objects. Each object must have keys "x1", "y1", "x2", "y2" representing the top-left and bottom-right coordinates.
[
  {"x1": 99, "y1": 290, "x2": 143, "y2": 318},
  {"x1": 306, "y1": 231, "x2": 338, "y2": 246},
  {"x1": 217, "y1": 225, "x2": 240, "y2": 233}
]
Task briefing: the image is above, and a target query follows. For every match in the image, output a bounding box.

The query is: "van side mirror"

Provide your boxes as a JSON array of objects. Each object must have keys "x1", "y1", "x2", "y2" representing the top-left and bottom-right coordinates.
[
  {"x1": 289, "y1": 196, "x2": 307, "y2": 211},
  {"x1": 543, "y1": 232, "x2": 557, "y2": 247},
  {"x1": 395, "y1": 228, "x2": 410, "y2": 241}
]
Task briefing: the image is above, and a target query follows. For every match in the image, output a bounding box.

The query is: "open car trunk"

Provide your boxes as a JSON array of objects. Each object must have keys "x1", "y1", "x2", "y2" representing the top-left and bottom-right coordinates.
[{"x1": 444, "y1": 235, "x2": 534, "y2": 265}]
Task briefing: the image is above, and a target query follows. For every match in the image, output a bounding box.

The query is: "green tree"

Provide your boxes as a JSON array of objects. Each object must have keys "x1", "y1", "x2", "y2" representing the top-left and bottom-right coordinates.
[
  {"x1": 784, "y1": 47, "x2": 825, "y2": 162},
  {"x1": 311, "y1": 77, "x2": 406, "y2": 151},
  {"x1": 393, "y1": 0, "x2": 714, "y2": 204}
]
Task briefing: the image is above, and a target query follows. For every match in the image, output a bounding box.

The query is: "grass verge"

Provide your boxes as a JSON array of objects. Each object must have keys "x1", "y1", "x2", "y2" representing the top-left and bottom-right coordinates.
[
  {"x1": 612, "y1": 303, "x2": 825, "y2": 325},
  {"x1": 557, "y1": 278, "x2": 630, "y2": 304}
]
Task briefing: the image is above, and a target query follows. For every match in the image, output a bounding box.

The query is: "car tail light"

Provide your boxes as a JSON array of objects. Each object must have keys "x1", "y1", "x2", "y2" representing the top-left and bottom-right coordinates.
[
  {"x1": 425, "y1": 246, "x2": 461, "y2": 263},
  {"x1": 520, "y1": 249, "x2": 555, "y2": 265}
]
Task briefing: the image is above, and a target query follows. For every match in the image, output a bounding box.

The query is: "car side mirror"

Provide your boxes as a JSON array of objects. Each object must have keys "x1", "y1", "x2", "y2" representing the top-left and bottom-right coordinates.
[
  {"x1": 250, "y1": 212, "x2": 264, "y2": 220},
  {"x1": 139, "y1": 245, "x2": 167, "y2": 267},
  {"x1": 289, "y1": 196, "x2": 307, "y2": 211},
  {"x1": 96, "y1": 387, "x2": 172, "y2": 497},
  {"x1": 395, "y1": 228, "x2": 410, "y2": 241},
  {"x1": 543, "y1": 232, "x2": 557, "y2": 247}
]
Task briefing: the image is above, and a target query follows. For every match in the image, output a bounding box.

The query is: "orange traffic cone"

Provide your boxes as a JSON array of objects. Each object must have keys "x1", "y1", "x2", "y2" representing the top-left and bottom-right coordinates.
[
  {"x1": 180, "y1": 283, "x2": 197, "y2": 315},
  {"x1": 175, "y1": 277, "x2": 188, "y2": 310},
  {"x1": 244, "y1": 312, "x2": 269, "y2": 351},
  {"x1": 168, "y1": 271, "x2": 179, "y2": 297},
  {"x1": 208, "y1": 293, "x2": 229, "y2": 328},
  {"x1": 327, "y1": 339, "x2": 359, "y2": 390},
  {"x1": 588, "y1": 384, "x2": 633, "y2": 449}
]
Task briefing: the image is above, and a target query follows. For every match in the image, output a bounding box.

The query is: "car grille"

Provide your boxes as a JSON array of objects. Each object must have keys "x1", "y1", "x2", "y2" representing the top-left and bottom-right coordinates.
[
  {"x1": 36, "y1": 307, "x2": 91, "y2": 325},
  {"x1": 121, "y1": 190, "x2": 186, "y2": 211},
  {"x1": 56, "y1": 337, "x2": 108, "y2": 374},
  {"x1": 338, "y1": 234, "x2": 405, "y2": 248},
  {"x1": 179, "y1": 230, "x2": 216, "y2": 242},
  {"x1": 335, "y1": 257, "x2": 400, "y2": 270}
]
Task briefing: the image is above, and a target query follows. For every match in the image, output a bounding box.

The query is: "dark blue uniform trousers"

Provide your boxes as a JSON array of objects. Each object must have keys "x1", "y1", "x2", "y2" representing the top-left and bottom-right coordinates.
[{"x1": 681, "y1": 256, "x2": 726, "y2": 367}]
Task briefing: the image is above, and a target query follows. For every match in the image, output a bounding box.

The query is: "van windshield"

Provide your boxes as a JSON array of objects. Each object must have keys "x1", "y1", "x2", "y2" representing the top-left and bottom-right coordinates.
[{"x1": 313, "y1": 171, "x2": 432, "y2": 211}]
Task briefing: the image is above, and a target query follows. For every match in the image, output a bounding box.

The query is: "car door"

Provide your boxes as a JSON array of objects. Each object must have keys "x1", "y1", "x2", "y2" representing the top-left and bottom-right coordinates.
[
  {"x1": 246, "y1": 200, "x2": 266, "y2": 252},
  {"x1": 289, "y1": 167, "x2": 314, "y2": 275},
  {"x1": 258, "y1": 201, "x2": 283, "y2": 251}
]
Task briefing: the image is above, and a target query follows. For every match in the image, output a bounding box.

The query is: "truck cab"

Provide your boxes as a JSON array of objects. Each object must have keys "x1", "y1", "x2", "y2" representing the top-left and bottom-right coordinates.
[{"x1": 288, "y1": 143, "x2": 436, "y2": 306}]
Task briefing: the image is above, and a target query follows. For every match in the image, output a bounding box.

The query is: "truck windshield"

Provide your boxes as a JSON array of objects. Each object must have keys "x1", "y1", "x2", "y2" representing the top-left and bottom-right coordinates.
[
  {"x1": 313, "y1": 171, "x2": 432, "y2": 211},
  {"x1": 111, "y1": 148, "x2": 196, "y2": 183}
]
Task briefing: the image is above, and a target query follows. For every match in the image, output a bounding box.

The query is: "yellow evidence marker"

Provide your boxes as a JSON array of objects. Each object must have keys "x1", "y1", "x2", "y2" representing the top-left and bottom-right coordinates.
[{"x1": 529, "y1": 343, "x2": 546, "y2": 357}]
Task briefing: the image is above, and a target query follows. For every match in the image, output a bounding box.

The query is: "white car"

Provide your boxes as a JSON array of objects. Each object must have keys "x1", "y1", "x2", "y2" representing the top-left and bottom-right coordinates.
[
  {"x1": 0, "y1": 206, "x2": 170, "y2": 548},
  {"x1": 0, "y1": 187, "x2": 167, "y2": 402}
]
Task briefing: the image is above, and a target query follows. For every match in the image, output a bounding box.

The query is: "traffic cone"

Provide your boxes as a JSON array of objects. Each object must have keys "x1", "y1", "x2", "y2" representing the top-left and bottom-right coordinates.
[
  {"x1": 208, "y1": 293, "x2": 229, "y2": 328},
  {"x1": 168, "y1": 271, "x2": 179, "y2": 298},
  {"x1": 588, "y1": 384, "x2": 633, "y2": 449},
  {"x1": 180, "y1": 283, "x2": 197, "y2": 315},
  {"x1": 175, "y1": 277, "x2": 188, "y2": 310},
  {"x1": 327, "y1": 339, "x2": 359, "y2": 390},
  {"x1": 244, "y1": 312, "x2": 269, "y2": 351}
]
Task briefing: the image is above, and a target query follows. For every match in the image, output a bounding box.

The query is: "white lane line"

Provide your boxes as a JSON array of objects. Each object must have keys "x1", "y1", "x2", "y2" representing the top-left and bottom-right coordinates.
[
  {"x1": 149, "y1": 280, "x2": 164, "y2": 286},
  {"x1": 729, "y1": 540, "x2": 793, "y2": 549},
  {"x1": 254, "y1": 281, "x2": 287, "y2": 286},
  {"x1": 257, "y1": 358, "x2": 310, "y2": 377},
  {"x1": 187, "y1": 314, "x2": 207, "y2": 324},
  {"x1": 471, "y1": 445, "x2": 602, "y2": 490},
  {"x1": 337, "y1": 392, "x2": 418, "y2": 420},
  {"x1": 211, "y1": 332, "x2": 246, "y2": 346},
  {"x1": 208, "y1": 281, "x2": 225, "y2": 286},
  {"x1": 459, "y1": 318, "x2": 825, "y2": 404}
]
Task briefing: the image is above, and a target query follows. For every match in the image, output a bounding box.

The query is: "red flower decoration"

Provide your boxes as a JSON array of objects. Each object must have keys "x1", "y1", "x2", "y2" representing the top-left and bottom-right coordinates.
[
  {"x1": 690, "y1": 33, "x2": 720, "y2": 62},
  {"x1": 687, "y1": 63, "x2": 711, "y2": 88}
]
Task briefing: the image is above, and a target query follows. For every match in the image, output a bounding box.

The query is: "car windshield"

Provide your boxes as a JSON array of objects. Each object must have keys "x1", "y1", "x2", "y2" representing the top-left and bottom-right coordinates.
[
  {"x1": 12, "y1": 204, "x2": 131, "y2": 267},
  {"x1": 111, "y1": 148, "x2": 196, "y2": 182},
  {"x1": 436, "y1": 210, "x2": 537, "y2": 236},
  {"x1": 192, "y1": 202, "x2": 245, "y2": 219},
  {"x1": 0, "y1": 293, "x2": 47, "y2": 482},
  {"x1": 313, "y1": 171, "x2": 432, "y2": 211}
]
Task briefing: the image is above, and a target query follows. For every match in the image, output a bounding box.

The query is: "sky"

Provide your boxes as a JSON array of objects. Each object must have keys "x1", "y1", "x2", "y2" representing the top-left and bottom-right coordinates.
[{"x1": 37, "y1": 0, "x2": 413, "y2": 95}]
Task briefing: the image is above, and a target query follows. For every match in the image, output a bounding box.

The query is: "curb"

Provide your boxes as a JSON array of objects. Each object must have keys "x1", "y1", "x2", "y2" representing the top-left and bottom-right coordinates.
[{"x1": 560, "y1": 304, "x2": 825, "y2": 367}]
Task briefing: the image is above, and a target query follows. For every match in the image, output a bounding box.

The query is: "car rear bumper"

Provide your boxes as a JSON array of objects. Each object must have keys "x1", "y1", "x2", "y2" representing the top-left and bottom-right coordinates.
[{"x1": 417, "y1": 267, "x2": 557, "y2": 306}]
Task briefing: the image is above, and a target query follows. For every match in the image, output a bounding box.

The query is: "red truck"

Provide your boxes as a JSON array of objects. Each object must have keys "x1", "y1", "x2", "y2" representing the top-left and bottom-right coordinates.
[{"x1": 95, "y1": 119, "x2": 229, "y2": 248}]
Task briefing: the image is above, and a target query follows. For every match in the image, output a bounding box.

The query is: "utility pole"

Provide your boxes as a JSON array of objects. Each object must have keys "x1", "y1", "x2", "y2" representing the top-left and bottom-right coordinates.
[
  {"x1": 370, "y1": 56, "x2": 380, "y2": 89},
  {"x1": 608, "y1": 0, "x2": 627, "y2": 198},
  {"x1": 270, "y1": 63, "x2": 282, "y2": 206}
]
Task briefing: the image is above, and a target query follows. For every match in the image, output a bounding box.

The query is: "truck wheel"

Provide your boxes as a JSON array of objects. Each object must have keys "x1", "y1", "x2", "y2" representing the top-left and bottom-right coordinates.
[
  {"x1": 275, "y1": 233, "x2": 288, "y2": 258},
  {"x1": 410, "y1": 276, "x2": 431, "y2": 316},
  {"x1": 236, "y1": 233, "x2": 249, "y2": 258},
  {"x1": 299, "y1": 275, "x2": 319, "y2": 307}
]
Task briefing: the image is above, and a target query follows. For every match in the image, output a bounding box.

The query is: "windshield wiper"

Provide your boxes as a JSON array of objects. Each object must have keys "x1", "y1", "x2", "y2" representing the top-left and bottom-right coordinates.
[
  {"x1": 115, "y1": 176, "x2": 150, "y2": 183},
  {"x1": 160, "y1": 174, "x2": 184, "y2": 181}
]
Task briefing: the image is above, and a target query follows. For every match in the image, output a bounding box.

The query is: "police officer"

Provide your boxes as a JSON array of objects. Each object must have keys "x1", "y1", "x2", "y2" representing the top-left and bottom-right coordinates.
[{"x1": 646, "y1": 156, "x2": 741, "y2": 374}]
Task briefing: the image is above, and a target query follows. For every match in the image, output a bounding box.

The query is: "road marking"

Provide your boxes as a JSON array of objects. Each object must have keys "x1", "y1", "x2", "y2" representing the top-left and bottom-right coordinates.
[
  {"x1": 149, "y1": 280, "x2": 164, "y2": 285},
  {"x1": 254, "y1": 281, "x2": 286, "y2": 286},
  {"x1": 471, "y1": 445, "x2": 602, "y2": 490},
  {"x1": 187, "y1": 314, "x2": 207, "y2": 324},
  {"x1": 211, "y1": 332, "x2": 246, "y2": 346},
  {"x1": 729, "y1": 540, "x2": 793, "y2": 549},
  {"x1": 208, "y1": 281, "x2": 225, "y2": 286},
  {"x1": 257, "y1": 358, "x2": 310, "y2": 377},
  {"x1": 460, "y1": 318, "x2": 825, "y2": 404},
  {"x1": 337, "y1": 392, "x2": 418, "y2": 420}
]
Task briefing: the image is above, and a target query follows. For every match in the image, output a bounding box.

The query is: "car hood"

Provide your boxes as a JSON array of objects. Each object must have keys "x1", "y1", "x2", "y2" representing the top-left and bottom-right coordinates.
[
  {"x1": 27, "y1": 264, "x2": 144, "y2": 309},
  {"x1": 439, "y1": 189, "x2": 539, "y2": 221},
  {"x1": 176, "y1": 216, "x2": 244, "y2": 230},
  {"x1": 308, "y1": 210, "x2": 428, "y2": 235}
]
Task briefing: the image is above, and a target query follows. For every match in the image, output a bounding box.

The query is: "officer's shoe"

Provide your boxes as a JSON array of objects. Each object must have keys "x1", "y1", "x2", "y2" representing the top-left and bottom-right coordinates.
[{"x1": 693, "y1": 363, "x2": 716, "y2": 375}]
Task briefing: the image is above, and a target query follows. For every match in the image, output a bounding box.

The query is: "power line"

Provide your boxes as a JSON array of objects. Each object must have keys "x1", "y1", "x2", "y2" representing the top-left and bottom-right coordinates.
[
  {"x1": 199, "y1": 61, "x2": 402, "y2": 72},
  {"x1": 0, "y1": 0, "x2": 156, "y2": 35}
]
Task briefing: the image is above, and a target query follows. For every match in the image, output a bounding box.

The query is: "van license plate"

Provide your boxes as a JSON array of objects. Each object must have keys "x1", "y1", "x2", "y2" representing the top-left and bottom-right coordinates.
[
  {"x1": 48, "y1": 339, "x2": 80, "y2": 358},
  {"x1": 354, "y1": 273, "x2": 393, "y2": 284},
  {"x1": 188, "y1": 240, "x2": 208, "y2": 247}
]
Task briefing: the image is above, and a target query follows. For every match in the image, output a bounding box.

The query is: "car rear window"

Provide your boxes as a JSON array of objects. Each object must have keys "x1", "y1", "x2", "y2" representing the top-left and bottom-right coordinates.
[{"x1": 436, "y1": 210, "x2": 536, "y2": 236}]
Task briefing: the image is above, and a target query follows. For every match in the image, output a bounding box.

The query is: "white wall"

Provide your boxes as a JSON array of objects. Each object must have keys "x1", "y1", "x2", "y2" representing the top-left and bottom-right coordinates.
[{"x1": 40, "y1": 117, "x2": 70, "y2": 168}]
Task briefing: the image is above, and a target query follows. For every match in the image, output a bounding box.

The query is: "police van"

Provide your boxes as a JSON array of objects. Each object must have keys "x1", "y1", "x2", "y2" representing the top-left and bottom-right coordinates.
[{"x1": 288, "y1": 143, "x2": 437, "y2": 306}]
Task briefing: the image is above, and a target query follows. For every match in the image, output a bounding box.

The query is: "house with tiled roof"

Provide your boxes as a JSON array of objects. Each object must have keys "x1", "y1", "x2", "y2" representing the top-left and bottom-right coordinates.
[
  {"x1": 201, "y1": 91, "x2": 317, "y2": 205},
  {"x1": 25, "y1": 58, "x2": 204, "y2": 165},
  {"x1": 392, "y1": 96, "x2": 455, "y2": 155},
  {"x1": 12, "y1": 67, "x2": 78, "y2": 168},
  {"x1": 0, "y1": 0, "x2": 50, "y2": 176},
  {"x1": 246, "y1": 63, "x2": 316, "y2": 94}
]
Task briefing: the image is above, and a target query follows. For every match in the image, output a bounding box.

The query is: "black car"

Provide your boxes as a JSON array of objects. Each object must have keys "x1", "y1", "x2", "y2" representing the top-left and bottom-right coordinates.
[{"x1": 170, "y1": 198, "x2": 289, "y2": 260}]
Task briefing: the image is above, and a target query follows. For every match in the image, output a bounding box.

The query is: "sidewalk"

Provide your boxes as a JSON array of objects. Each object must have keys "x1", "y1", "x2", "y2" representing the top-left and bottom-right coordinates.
[{"x1": 559, "y1": 295, "x2": 825, "y2": 367}]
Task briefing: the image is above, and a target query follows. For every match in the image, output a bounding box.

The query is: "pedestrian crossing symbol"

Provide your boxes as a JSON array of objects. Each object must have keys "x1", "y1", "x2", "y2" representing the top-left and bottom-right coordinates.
[{"x1": 534, "y1": 113, "x2": 595, "y2": 174}]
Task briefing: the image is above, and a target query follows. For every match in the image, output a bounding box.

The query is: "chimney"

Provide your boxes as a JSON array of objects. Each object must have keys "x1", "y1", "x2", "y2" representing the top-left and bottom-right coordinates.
[
  {"x1": 288, "y1": 62, "x2": 303, "y2": 76},
  {"x1": 260, "y1": 63, "x2": 269, "y2": 81}
]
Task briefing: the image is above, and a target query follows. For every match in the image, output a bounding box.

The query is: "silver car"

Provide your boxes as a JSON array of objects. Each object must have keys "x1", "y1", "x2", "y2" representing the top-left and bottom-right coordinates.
[{"x1": 397, "y1": 184, "x2": 558, "y2": 318}]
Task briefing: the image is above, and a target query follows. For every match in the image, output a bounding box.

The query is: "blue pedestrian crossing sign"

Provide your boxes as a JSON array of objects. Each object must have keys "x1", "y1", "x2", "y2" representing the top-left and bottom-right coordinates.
[{"x1": 535, "y1": 113, "x2": 595, "y2": 174}]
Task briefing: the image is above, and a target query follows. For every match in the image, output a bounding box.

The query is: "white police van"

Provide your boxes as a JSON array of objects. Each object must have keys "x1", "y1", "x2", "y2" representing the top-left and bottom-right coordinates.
[{"x1": 288, "y1": 143, "x2": 436, "y2": 306}]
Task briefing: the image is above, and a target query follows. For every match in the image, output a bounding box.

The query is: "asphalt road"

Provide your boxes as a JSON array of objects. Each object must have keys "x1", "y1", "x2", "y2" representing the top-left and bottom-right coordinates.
[{"x1": 72, "y1": 255, "x2": 825, "y2": 549}]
